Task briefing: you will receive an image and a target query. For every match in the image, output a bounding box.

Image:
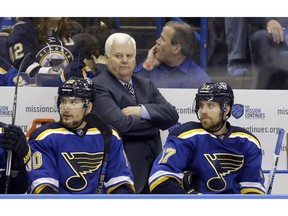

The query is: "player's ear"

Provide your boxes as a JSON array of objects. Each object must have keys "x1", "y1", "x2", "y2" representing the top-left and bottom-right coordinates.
[
  {"x1": 224, "y1": 105, "x2": 230, "y2": 113},
  {"x1": 223, "y1": 105, "x2": 231, "y2": 120},
  {"x1": 86, "y1": 101, "x2": 93, "y2": 113},
  {"x1": 222, "y1": 102, "x2": 230, "y2": 113}
]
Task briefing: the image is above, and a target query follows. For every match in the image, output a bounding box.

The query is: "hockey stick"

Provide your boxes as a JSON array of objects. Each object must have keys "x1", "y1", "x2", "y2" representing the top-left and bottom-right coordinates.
[
  {"x1": 4, "y1": 52, "x2": 31, "y2": 194},
  {"x1": 266, "y1": 128, "x2": 285, "y2": 194},
  {"x1": 83, "y1": 112, "x2": 112, "y2": 194},
  {"x1": 287, "y1": 133, "x2": 288, "y2": 170}
]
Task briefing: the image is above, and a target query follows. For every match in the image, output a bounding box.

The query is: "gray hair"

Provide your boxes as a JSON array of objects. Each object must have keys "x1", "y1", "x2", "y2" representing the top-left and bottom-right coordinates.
[{"x1": 105, "y1": 33, "x2": 136, "y2": 57}]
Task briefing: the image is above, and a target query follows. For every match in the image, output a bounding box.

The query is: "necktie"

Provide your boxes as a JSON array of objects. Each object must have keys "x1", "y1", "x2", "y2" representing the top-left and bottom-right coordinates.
[{"x1": 124, "y1": 82, "x2": 136, "y2": 100}]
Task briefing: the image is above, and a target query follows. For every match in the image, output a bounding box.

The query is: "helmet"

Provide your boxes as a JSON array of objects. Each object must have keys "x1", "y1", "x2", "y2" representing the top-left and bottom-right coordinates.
[
  {"x1": 57, "y1": 77, "x2": 96, "y2": 108},
  {"x1": 194, "y1": 82, "x2": 234, "y2": 116}
]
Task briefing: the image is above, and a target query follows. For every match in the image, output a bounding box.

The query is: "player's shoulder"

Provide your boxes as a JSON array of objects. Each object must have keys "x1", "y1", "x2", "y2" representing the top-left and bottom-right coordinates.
[
  {"x1": 87, "y1": 123, "x2": 122, "y2": 141},
  {"x1": 8, "y1": 18, "x2": 35, "y2": 41},
  {"x1": 230, "y1": 124, "x2": 261, "y2": 147},
  {"x1": 231, "y1": 125, "x2": 258, "y2": 138},
  {"x1": 12, "y1": 18, "x2": 33, "y2": 30},
  {"x1": 28, "y1": 122, "x2": 64, "y2": 141},
  {"x1": 169, "y1": 121, "x2": 203, "y2": 137}
]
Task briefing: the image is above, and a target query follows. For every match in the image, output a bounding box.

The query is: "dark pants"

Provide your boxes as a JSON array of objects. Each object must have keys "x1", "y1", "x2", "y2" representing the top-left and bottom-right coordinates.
[{"x1": 250, "y1": 29, "x2": 288, "y2": 89}]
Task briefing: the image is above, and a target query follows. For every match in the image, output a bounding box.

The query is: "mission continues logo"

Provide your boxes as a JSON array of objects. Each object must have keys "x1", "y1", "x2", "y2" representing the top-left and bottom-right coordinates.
[
  {"x1": 231, "y1": 104, "x2": 244, "y2": 119},
  {"x1": 0, "y1": 106, "x2": 12, "y2": 117},
  {"x1": 232, "y1": 104, "x2": 265, "y2": 120}
]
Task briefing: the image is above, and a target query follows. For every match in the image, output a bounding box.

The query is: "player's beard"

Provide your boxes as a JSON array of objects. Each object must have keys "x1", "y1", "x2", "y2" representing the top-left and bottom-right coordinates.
[
  {"x1": 60, "y1": 115, "x2": 84, "y2": 129},
  {"x1": 59, "y1": 108, "x2": 86, "y2": 130},
  {"x1": 61, "y1": 119, "x2": 82, "y2": 129},
  {"x1": 201, "y1": 116, "x2": 223, "y2": 132}
]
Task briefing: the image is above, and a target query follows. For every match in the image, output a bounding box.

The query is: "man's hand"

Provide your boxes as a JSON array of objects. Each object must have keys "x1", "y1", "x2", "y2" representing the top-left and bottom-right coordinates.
[
  {"x1": 144, "y1": 45, "x2": 161, "y2": 69},
  {"x1": 122, "y1": 106, "x2": 142, "y2": 117},
  {"x1": 266, "y1": 19, "x2": 284, "y2": 44}
]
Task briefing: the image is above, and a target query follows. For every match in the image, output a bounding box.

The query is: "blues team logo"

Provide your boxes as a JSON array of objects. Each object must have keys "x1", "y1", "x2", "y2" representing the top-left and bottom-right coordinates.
[
  {"x1": 232, "y1": 104, "x2": 244, "y2": 119},
  {"x1": 37, "y1": 45, "x2": 73, "y2": 72}
]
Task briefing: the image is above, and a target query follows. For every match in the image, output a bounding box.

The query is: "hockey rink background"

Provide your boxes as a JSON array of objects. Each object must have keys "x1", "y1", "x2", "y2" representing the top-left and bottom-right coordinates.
[{"x1": 0, "y1": 87, "x2": 288, "y2": 194}]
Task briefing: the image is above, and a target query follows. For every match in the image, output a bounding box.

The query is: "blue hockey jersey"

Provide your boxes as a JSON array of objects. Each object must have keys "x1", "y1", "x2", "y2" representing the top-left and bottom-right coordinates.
[
  {"x1": 0, "y1": 56, "x2": 28, "y2": 86},
  {"x1": 27, "y1": 122, "x2": 135, "y2": 194},
  {"x1": 149, "y1": 121, "x2": 266, "y2": 194},
  {"x1": 7, "y1": 18, "x2": 75, "y2": 77}
]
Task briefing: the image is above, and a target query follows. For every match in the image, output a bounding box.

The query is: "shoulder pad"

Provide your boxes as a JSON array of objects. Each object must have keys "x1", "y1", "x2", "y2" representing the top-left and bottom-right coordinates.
[
  {"x1": 28, "y1": 122, "x2": 62, "y2": 141},
  {"x1": 169, "y1": 121, "x2": 201, "y2": 136}
]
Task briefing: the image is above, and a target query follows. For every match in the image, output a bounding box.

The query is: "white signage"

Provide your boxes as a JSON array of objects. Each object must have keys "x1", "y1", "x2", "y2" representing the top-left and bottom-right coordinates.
[{"x1": 1, "y1": 87, "x2": 287, "y2": 172}]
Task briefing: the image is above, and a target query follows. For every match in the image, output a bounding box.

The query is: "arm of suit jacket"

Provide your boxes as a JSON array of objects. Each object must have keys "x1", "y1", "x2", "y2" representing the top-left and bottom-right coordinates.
[
  {"x1": 93, "y1": 75, "x2": 179, "y2": 136},
  {"x1": 140, "y1": 83, "x2": 179, "y2": 130}
]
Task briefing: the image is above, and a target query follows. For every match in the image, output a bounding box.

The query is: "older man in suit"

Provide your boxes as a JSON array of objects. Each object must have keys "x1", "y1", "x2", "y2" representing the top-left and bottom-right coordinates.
[{"x1": 92, "y1": 32, "x2": 179, "y2": 194}]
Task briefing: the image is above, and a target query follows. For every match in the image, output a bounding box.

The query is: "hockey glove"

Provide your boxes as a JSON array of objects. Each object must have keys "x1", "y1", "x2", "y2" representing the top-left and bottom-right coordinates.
[
  {"x1": 182, "y1": 171, "x2": 201, "y2": 194},
  {"x1": 0, "y1": 125, "x2": 29, "y2": 160}
]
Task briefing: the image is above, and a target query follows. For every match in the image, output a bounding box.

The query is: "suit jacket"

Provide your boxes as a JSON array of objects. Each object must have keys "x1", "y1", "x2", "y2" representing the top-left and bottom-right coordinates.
[{"x1": 92, "y1": 70, "x2": 179, "y2": 193}]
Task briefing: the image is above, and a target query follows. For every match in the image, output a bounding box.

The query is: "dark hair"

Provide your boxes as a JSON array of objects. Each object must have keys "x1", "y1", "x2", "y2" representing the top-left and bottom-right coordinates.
[
  {"x1": 68, "y1": 20, "x2": 84, "y2": 37},
  {"x1": 165, "y1": 21, "x2": 196, "y2": 57},
  {"x1": 85, "y1": 25, "x2": 114, "y2": 56},
  {"x1": 71, "y1": 33, "x2": 100, "y2": 59}
]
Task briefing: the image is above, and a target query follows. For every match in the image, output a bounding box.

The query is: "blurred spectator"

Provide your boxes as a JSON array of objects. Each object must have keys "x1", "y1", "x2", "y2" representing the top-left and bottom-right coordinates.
[
  {"x1": 250, "y1": 17, "x2": 288, "y2": 89},
  {"x1": 225, "y1": 18, "x2": 249, "y2": 76},
  {"x1": 7, "y1": 17, "x2": 77, "y2": 79},
  {"x1": 68, "y1": 19, "x2": 84, "y2": 36},
  {"x1": 0, "y1": 33, "x2": 9, "y2": 61},
  {"x1": 61, "y1": 23, "x2": 114, "y2": 85},
  {"x1": 134, "y1": 20, "x2": 210, "y2": 88},
  {"x1": 69, "y1": 18, "x2": 102, "y2": 29},
  {"x1": 266, "y1": 69, "x2": 288, "y2": 89},
  {"x1": 0, "y1": 55, "x2": 29, "y2": 86},
  {"x1": 85, "y1": 24, "x2": 115, "y2": 73},
  {"x1": 60, "y1": 32, "x2": 100, "y2": 85}
]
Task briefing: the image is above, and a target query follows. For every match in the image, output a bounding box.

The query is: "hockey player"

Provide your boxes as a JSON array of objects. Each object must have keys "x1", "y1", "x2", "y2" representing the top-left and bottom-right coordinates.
[
  {"x1": 27, "y1": 77, "x2": 135, "y2": 194},
  {"x1": 0, "y1": 123, "x2": 30, "y2": 193},
  {"x1": 149, "y1": 82, "x2": 266, "y2": 194}
]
